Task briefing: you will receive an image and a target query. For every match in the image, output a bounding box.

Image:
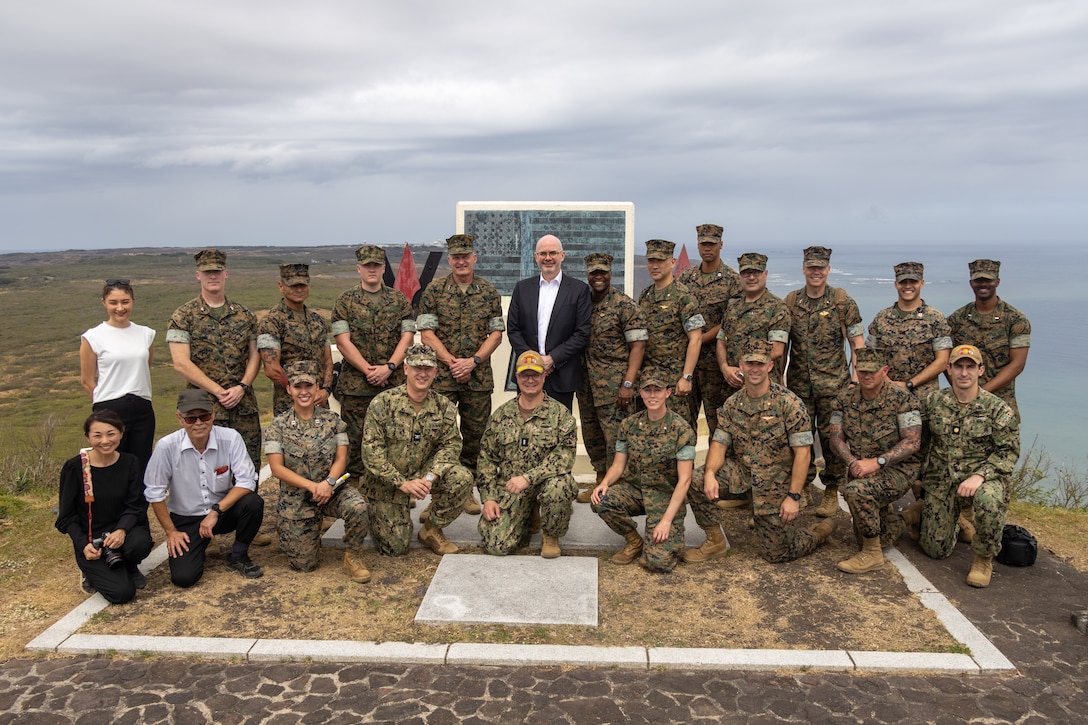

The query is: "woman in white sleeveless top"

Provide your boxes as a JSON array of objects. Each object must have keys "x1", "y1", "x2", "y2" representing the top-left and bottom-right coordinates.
[{"x1": 79, "y1": 279, "x2": 157, "y2": 475}]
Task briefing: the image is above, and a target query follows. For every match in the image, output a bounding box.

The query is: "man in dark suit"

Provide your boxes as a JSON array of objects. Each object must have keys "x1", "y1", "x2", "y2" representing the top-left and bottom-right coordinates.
[{"x1": 507, "y1": 234, "x2": 592, "y2": 411}]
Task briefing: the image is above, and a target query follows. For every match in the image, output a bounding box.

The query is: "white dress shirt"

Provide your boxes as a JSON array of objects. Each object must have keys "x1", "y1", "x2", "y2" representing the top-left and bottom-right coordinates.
[
  {"x1": 144, "y1": 425, "x2": 257, "y2": 516},
  {"x1": 536, "y1": 271, "x2": 563, "y2": 356}
]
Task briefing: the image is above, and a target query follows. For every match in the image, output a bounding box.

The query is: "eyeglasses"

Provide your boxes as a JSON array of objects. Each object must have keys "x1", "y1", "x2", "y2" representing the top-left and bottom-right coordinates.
[
  {"x1": 105, "y1": 278, "x2": 131, "y2": 286},
  {"x1": 516, "y1": 371, "x2": 543, "y2": 380},
  {"x1": 535, "y1": 251, "x2": 562, "y2": 258},
  {"x1": 181, "y1": 412, "x2": 213, "y2": 424}
]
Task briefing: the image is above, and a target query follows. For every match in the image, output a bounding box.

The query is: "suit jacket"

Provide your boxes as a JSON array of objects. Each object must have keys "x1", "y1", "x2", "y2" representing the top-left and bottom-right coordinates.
[{"x1": 506, "y1": 272, "x2": 592, "y2": 394}]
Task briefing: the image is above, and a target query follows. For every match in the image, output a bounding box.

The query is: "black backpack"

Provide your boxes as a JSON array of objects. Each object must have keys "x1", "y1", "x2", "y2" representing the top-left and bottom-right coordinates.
[{"x1": 995, "y1": 524, "x2": 1038, "y2": 567}]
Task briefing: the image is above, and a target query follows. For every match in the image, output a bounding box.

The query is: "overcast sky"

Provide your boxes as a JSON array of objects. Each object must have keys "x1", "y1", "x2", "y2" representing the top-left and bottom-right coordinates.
[{"x1": 1, "y1": 1, "x2": 1085, "y2": 252}]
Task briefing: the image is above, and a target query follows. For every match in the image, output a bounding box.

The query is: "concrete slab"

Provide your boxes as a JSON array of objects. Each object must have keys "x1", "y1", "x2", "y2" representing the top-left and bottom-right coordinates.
[
  {"x1": 447, "y1": 643, "x2": 646, "y2": 668},
  {"x1": 58, "y1": 634, "x2": 255, "y2": 659},
  {"x1": 416, "y1": 555, "x2": 598, "y2": 626},
  {"x1": 885, "y1": 548, "x2": 940, "y2": 593},
  {"x1": 24, "y1": 596, "x2": 110, "y2": 651},
  {"x1": 249, "y1": 639, "x2": 447, "y2": 664},
  {"x1": 918, "y1": 592, "x2": 1016, "y2": 672},
  {"x1": 649, "y1": 647, "x2": 854, "y2": 671},
  {"x1": 849, "y1": 650, "x2": 980, "y2": 673}
]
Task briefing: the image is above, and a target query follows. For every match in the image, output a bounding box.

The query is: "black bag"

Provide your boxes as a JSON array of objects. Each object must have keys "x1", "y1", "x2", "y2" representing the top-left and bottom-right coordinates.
[{"x1": 995, "y1": 524, "x2": 1037, "y2": 567}]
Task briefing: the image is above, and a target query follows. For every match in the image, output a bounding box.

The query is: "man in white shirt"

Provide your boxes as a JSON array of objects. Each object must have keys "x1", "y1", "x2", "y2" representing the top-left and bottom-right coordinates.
[{"x1": 145, "y1": 389, "x2": 266, "y2": 587}]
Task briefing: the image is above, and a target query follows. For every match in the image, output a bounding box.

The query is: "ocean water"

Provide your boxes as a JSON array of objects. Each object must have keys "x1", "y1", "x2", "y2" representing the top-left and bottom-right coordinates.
[{"x1": 655, "y1": 241, "x2": 1085, "y2": 473}]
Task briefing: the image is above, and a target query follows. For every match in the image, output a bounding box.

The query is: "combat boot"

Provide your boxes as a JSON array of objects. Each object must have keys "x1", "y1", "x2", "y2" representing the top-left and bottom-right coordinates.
[
  {"x1": 541, "y1": 534, "x2": 561, "y2": 559},
  {"x1": 578, "y1": 471, "x2": 606, "y2": 504},
  {"x1": 715, "y1": 491, "x2": 752, "y2": 510},
  {"x1": 814, "y1": 486, "x2": 840, "y2": 518},
  {"x1": 463, "y1": 494, "x2": 482, "y2": 515},
  {"x1": 901, "y1": 500, "x2": 923, "y2": 541},
  {"x1": 611, "y1": 531, "x2": 644, "y2": 565},
  {"x1": 343, "y1": 551, "x2": 371, "y2": 583},
  {"x1": 529, "y1": 503, "x2": 542, "y2": 533},
  {"x1": 809, "y1": 519, "x2": 836, "y2": 546},
  {"x1": 837, "y1": 536, "x2": 884, "y2": 574},
  {"x1": 682, "y1": 524, "x2": 729, "y2": 563},
  {"x1": 966, "y1": 554, "x2": 993, "y2": 588},
  {"x1": 958, "y1": 510, "x2": 976, "y2": 543},
  {"x1": 418, "y1": 502, "x2": 432, "y2": 524},
  {"x1": 419, "y1": 522, "x2": 459, "y2": 555}
]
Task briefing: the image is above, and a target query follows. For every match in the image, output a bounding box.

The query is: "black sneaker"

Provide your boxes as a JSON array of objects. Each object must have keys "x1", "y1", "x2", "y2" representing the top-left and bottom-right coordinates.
[
  {"x1": 131, "y1": 570, "x2": 147, "y2": 590},
  {"x1": 80, "y1": 574, "x2": 96, "y2": 595},
  {"x1": 226, "y1": 554, "x2": 264, "y2": 579}
]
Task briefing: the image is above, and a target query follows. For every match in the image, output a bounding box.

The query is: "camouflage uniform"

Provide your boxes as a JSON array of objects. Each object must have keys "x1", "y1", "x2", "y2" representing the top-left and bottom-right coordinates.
[
  {"x1": 785, "y1": 284, "x2": 865, "y2": 490},
  {"x1": 263, "y1": 407, "x2": 369, "y2": 571},
  {"x1": 578, "y1": 286, "x2": 648, "y2": 474},
  {"x1": 717, "y1": 291, "x2": 791, "y2": 386},
  {"x1": 714, "y1": 382, "x2": 818, "y2": 562},
  {"x1": 919, "y1": 388, "x2": 1019, "y2": 559},
  {"x1": 416, "y1": 272, "x2": 505, "y2": 470},
  {"x1": 360, "y1": 384, "x2": 473, "y2": 556},
  {"x1": 637, "y1": 281, "x2": 705, "y2": 427},
  {"x1": 592, "y1": 409, "x2": 696, "y2": 572},
  {"x1": 832, "y1": 382, "x2": 922, "y2": 546},
  {"x1": 257, "y1": 300, "x2": 331, "y2": 415},
  {"x1": 677, "y1": 260, "x2": 741, "y2": 439},
  {"x1": 477, "y1": 396, "x2": 578, "y2": 555},
  {"x1": 167, "y1": 296, "x2": 261, "y2": 467},
  {"x1": 867, "y1": 302, "x2": 952, "y2": 397},
  {"x1": 331, "y1": 284, "x2": 415, "y2": 478},
  {"x1": 947, "y1": 299, "x2": 1031, "y2": 421}
]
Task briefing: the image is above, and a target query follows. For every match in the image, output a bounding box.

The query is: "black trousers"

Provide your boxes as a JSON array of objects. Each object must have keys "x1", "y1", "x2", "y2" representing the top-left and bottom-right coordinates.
[
  {"x1": 74, "y1": 525, "x2": 154, "y2": 604},
  {"x1": 167, "y1": 493, "x2": 264, "y2": 588}
]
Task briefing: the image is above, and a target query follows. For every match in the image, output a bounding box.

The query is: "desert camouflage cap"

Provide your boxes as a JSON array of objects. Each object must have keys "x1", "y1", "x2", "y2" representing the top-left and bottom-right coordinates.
[
  {"x1": 950, "y1": 344, "x2": 983, "y2": 365},
  {"x1": 855, "y1": 347, "x2": 887, "y2": 372},
  {"x1": 803, "y1": 246, "x2": 832, "y2": 267},
  {"x1": 355, "y1": 245, "x2": 386, "y2": 264},
  {"x1": 969, "y1": 259, "x2": 1000, "y2": 280},
  {"x1": 639, "y1": 369, "x2": 669, "y2": 389},
  {"x1": 279, "y1": 263, "x2": 310, "y2": 286},
  {"x1": 177, "y1": 388, "x2": 216, "y2": 413},
  {"x1": 741, "y1": 337, "x2": 773, "y2": 363},
  {"x1": 404, "y1": 343, "x2": 438, "y2": 367},
  {"x1": 894, "y1": 261, "x2": 924, "y2": 282},
  {"x1": 644, "y1": 239, "x2": 675, "y2": 260},
  {"x1": 286, "y1": 359, "x2": 320, "y2": 385},
  {"x1": 696, "y1": 224, "x2": 724, "y2": 244},
  {"x1": 194, "y1": 248, "x2": 226, "y2": 271},
  {"x1": 516, "y1": 350, "x2": 545, "y2": 373},
  {"x1": 446, "y1": 234, "x2": 475, "y2": 255},
  {"x1": 737, "y1": 252, "x2": 768, "y2": 272},
  {"x1": 584, "y1": 252, "x2": 613, "y2": 273}
]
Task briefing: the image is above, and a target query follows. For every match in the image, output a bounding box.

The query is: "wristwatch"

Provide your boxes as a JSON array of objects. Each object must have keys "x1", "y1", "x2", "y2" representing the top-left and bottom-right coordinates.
[
  {"x1": 386, "y1": 362, "x2": 397, "y2": 371},
  {"x1": 472, "y1": 355, "x2": 482, "y2": 365},
  {"x1": 786, "y1": 492, "x2": 802, "y2": 502},
  {"x1": 239, "y1": 382, "x2": 252, "y2": 393},
  {"x1": 211, "y1": 503, "x2": 222, "y2": 514},
  {"x1": 877, "y1": 456, "x2": 888, "y2": 468},
  {"x1": 905, "y1": 380, "x2": 915, "y2": 392},
  {"x1": 424, "y1": 473, "x2": 436, "y2": 483},
  {"x1": 622, "y1": 380, "x2": 633, "y2": 389},
  {"x1": 682, "y1": 373, "x2": 694, "y2": 382}
]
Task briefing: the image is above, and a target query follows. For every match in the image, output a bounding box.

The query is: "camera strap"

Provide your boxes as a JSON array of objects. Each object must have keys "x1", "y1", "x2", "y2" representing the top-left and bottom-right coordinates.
[{"x1": 79, "y1": 448, "x2": 94, "y2": 543}]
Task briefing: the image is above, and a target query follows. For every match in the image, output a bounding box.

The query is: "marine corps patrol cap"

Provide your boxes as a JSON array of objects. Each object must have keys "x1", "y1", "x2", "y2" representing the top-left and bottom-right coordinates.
[
  {"x1": 177, "y1": 388, "x2": 216, "y2": 413},
  {"x1": 404, "y1": 343, "x2": 438, "y2": 367},
  {"x1": 803, "y1": 246, "x2": 833, "y2": 268},
  {"x1": 446, "y1": 234, "x2": 475, "y2": 255},
  {"x1": 516, "y1": 350, "x2": 545, "y2": 374},
  {"x1": 355, "y1": 245, "x2": 386, "y2": 264},
  {"x1": 696, "y1": 224, "x2": 724, "y2": 244},
  {"x1": 854, "y1": 348, "x2": 887, "y2": 373},
  {"x1": 894, "y1": 262, "x2": 924, "y2": 282},
  {"x1": 584, "y1": 253, "x2": 614, "y2": 273},
  {"x1": 286, "y1": 360, "x2": 320, "y2": 385},
  {"x1": 279, "y1": 263, "x2": 310, "y2": 286},
  {"x1": 194, "y1": 249, "x2": 227, "y2": 272},
  {"x1": 639, "y1": 369, "x2": 669, "y2": 389},
  {"x1": 737, "y1": 252, "x2": 768, "y2": 273},
  {"x1": 969, "y1": 259, "x2": 1001, "y2": 280},
  {"x1": 644, "y1": 239, "x2": 675, "y2": 261},
  {"x1": 949, "y1": 344, "x2": 983, "y2": 365},
  {"x1": 741, "y1": 338, "x2": 773, "y2": 363}
]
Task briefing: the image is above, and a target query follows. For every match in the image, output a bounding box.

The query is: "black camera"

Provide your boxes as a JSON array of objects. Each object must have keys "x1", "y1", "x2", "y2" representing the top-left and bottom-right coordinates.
[{"x1": 91, "y1": 532, "x2": 125, "y2": 570}]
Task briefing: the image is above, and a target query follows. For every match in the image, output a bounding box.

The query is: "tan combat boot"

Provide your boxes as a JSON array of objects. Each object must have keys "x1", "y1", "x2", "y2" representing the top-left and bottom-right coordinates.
[
  {"x1": 809, "y1": 519, "x2": 837, "y2": 546},
  {"x1": 343, "y1": 551, "x2": 372, "y2": 583},
  {"x1": 463, "y1": 494, "x2": 482, "y2": 515},
  {"x1": 529, "y1": 503, "x2": 542, "y2": 533},
  {"x1": 419, "y1": 522, "x2": 459, "y2": 555},
  {"x1": 837, "y1": 536, "x2": 884, "y2": 574},
  {"x1": 958, "y1": 509, "x2": 976, "y2": 543},
  {"x1": 715, "y1": 491, "x2": 752, "y2": 510},
  {"x1": 901, "y1": 500, "x2": 923, "y2": 541},
  {"x1": 814, "y1": 486, "x2": 840, "y2": 518},
  {"x1": 611, "y1": 531, "x2": 644, "y2": 565},
  {"x1": 682, "y1": 524, "x2": 729, "y2": 563},
  {"x1": 541, "y1": 534, "x2": 561, "y2": 559},
  {"x1": 967, "y1": 554, "x2": 993, "y2": 588},
  {"x1": 418, "y1": 502, "x2": 432, "y2": 524}
]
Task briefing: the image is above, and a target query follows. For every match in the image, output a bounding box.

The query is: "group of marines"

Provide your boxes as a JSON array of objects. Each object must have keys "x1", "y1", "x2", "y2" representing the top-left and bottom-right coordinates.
[{"x1": 152, "y1": 225, "x2": 1028, "y2": 591}]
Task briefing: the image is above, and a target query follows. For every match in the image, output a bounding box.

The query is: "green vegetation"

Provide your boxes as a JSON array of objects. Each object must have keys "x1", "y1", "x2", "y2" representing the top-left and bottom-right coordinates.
[{"x1": 1009, "y1": 437, "x2": 1088, "y2": 511}]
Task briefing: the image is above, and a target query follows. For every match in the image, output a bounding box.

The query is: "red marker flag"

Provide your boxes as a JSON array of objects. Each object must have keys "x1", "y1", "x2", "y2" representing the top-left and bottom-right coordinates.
[
  {"x1": 395, "y1": 243, "x2": 421, "y2": 304},
  {"x1": 674, "y1": 244, "x2": 692, "y2": 277}
]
